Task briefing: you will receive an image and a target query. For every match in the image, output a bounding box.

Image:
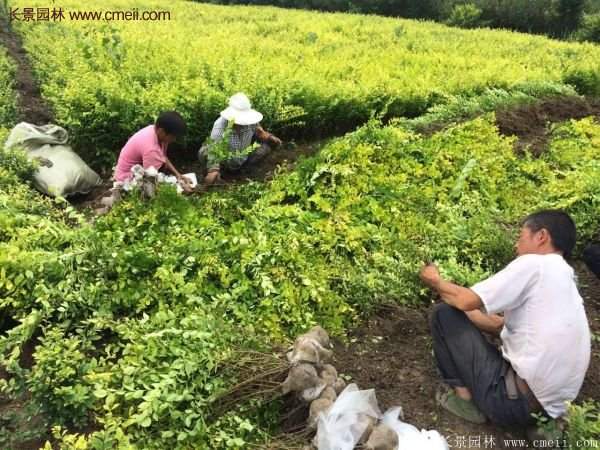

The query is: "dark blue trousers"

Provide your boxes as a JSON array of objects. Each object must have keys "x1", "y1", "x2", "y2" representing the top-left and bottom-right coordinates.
[{"x1": 430, "y1": 303, "x2": 536, "y2": 427}]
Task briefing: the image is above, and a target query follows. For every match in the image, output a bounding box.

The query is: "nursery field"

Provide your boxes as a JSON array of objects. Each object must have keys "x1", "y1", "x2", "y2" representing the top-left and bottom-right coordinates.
[
  {"x1": 1, "y1": 0, "x2": 600, "y2": 449},
  {"x1": 2, "y1": 113, "x2": 600, "y2": 448},
  {"x1": 6, "y1": 0, "x2": 600, "y2": 167}
]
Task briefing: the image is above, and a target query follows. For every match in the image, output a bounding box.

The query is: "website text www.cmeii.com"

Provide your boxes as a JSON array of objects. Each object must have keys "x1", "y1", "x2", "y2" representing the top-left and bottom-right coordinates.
[
  {"x1": 445, "y1": 434, "x2": 599, "y2": 449},
  {"x1": 504, "y1": 438, "x2": 599, "y2": 448},
  {"x1": 8, "y1": 7, "x2": 171, "y2": 22}
]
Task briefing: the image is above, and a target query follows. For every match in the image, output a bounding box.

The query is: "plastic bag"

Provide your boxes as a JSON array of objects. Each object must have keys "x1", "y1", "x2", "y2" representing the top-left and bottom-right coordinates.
[
  {"x1": 5, "y1": 122, "x2": 68, "y2": 149},
  {"x1": 161, "y1": 172, "x2": 197, "y2": 194},
  {"x1": 381, "y1": 407, "x2": 449, "y2": 450},
  {"x1": 315, "y1": 383, "x2": 381, "y2": 450}
]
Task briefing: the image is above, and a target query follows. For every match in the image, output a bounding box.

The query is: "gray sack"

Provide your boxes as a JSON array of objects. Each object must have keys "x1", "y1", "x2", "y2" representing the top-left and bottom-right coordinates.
[{"x1": 4, "y1": 122, "x2": 102, "y2": 197}]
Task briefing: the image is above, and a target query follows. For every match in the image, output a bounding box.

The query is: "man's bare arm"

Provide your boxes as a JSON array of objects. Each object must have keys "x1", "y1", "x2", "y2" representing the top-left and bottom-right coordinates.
[
  {"x1": 434, "y1": 279, "x2": 483, "y2": 311},
  {"x1": 254, "y1": 126, "x2": 269, "y2": 141},
  {"x1": 255, "y1": 126, "x2": 282, "y2": 146},
  {"x1": 465, "y1": 309, "x2": 504, "y2": 335},
  {"x1": 420, "y1": 264, "x2": 483, "y2": 311},
  {"x1": 163, "y1": 158, "x2": 192, "y2": 191},
  {"x1": 162, "y1": 158, "x2": 180, "y2": 177}
]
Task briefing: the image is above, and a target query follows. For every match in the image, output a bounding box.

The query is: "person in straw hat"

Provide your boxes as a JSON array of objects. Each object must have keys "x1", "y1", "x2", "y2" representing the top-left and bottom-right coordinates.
[{"x1": 199, "y1": 93, "x2": 282, "y2": 186}]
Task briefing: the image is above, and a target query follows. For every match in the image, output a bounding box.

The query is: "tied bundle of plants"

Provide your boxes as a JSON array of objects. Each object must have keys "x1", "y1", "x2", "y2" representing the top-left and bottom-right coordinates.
[
  {"x1": 141, "y1": 166, "x2": 159, "y2": 200},
  {"x1": 278, "y1": 327, "x2": 349, "y2": 442},
  {"x1": 286, "y1": 325, "x2": 333, "y2": 367}
]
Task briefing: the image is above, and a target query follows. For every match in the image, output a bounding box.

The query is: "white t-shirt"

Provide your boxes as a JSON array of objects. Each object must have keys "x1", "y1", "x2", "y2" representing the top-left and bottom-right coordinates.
[{"x1": 471, "y1": 253, "x2": 591, "y2": 418}]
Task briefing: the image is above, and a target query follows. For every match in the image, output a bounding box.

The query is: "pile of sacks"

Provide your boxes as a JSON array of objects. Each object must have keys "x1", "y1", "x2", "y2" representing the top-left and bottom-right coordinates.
[{"x1": 281, "y1": 326, "x2": 449, "y2": 450}]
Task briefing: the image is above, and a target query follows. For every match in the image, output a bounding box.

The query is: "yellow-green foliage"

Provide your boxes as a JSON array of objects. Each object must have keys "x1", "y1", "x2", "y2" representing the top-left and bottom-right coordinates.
[
  {"x1": 566, "y1": 402, "x2": 600, "y2": 449},
  {"x1": 0, "y1": 49, "x2": 17, "y2": 128},
  {"x1": 2, "y1": 115, "x2": 600, "y2": 448},
  {"x1": 540, "y1": 117, "x2": 600, "y2": 238},
  {"x1": 3, "y1": 2, "x2": 600, "y2": 445},
  {"x1": 10, "y1": 0, "x2": 600, "y2": 165}
]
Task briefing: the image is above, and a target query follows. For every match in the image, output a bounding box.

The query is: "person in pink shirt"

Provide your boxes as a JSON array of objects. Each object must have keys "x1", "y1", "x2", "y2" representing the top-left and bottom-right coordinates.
[{"x1": 114, "y1": 111, "x2": 192, "y2": 192}]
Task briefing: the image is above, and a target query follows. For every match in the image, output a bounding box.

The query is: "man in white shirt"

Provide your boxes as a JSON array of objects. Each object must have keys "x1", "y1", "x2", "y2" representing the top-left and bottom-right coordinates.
[{"x1": 420, "y1": 210, "x2": 591, "y2": 427}]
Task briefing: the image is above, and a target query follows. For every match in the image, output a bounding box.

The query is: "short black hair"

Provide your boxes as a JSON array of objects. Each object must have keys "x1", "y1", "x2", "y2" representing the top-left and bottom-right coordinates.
[
  {"x1": 521, "y1": 210, "x2": 576, "y2": 258},
  {"x1": 583, "y1": 244, "x2": 600, "y2": 279},
  {"x1": 155, "y1": 111, "x2": 186, "y2": 137}
]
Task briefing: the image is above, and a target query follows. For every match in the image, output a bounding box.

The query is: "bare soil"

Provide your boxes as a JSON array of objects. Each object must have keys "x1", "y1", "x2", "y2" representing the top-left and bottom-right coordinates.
[
  {"x1": 0, "y1": 18, "x2": 53, "y2": 125},
  {"x1": 495, "y1": 96, "x2": 600, "y2": 156}
]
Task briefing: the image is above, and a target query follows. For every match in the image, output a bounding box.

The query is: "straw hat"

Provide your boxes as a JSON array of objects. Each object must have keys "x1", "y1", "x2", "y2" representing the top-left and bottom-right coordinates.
[{"x1": 220, "y1": 93, "x2": 263, "y2": 126}]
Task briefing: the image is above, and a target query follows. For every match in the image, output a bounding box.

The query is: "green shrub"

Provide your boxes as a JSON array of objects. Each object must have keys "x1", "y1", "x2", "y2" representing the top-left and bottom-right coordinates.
[
  {"x1": 564, "y1": 68, "x2": 600, "y2": 97},
  {"x1": 0, "y1": 146, "x2": 37, "y2": 183},
  {"x1": 566, "y1": 402, "x2": 600, "y2": 449},
  {"x1": 0, "y1": 50, "x2": 17, "y2": 128},
  {"x1": 26, "y1": 328, "x2": 97, "y2": 428},
  {"x1": 198, "y1": 0, "x2": 590, "y2": 37},
  {"x1": 10, "y1": 0, "x2": 600, "y2": 170},
  {"x1": 575, "y1": 13, "x2": 600, "y2": 42},
  {"x1": 446, "y1": 3, "x2": 485, "y2": 28}
]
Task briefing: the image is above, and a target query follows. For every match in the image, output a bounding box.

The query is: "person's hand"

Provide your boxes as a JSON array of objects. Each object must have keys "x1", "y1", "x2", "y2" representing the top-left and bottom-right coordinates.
[
  {"x1": 419, "y1": 263, "x2": 441, "y2": 288},
  {"x1": 177, "y1": 175, "x2": 194, "y2": 193},
  {"x1": 269, "y1": 135, "x2": 282, "y2": 147}
]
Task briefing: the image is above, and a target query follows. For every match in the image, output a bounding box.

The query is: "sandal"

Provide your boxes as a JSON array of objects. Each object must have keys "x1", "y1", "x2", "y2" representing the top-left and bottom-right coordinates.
[{"x1": 436, "y1": 388, "x2": 487, "y2": 424}]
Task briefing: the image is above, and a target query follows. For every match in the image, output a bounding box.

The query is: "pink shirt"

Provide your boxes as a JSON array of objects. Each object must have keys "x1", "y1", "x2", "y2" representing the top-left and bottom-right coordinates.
[{"x1": 114, "y1": 125, "x2": 168, "y2": 182}]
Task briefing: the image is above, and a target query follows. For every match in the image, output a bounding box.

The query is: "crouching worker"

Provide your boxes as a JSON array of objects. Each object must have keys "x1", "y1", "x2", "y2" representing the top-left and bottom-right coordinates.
[
  {"x1": 199, "y1": 93, "x2": 282, "y2": 186},
  {"x1": 420, "y1": 210, "x2": 590, "y2": 430},
  {"x1": 114, "y1": 111, "x2": 193, "y2": 192}
]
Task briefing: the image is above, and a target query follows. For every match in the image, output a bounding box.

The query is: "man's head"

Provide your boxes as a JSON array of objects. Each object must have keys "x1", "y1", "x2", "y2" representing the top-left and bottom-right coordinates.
[
  {"x1": 515, "y1": 210, "x2": 576, "y2": 258},
  {"x1": 155, "y1": 111, "x2": 187, "y2": 145}
]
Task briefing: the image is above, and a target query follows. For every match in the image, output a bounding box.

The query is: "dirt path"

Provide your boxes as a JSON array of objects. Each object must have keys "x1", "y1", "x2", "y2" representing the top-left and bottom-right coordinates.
[
  {"x1": 0, "y1": 17, "x2": 53, "y2": 124},
  {"x1": 328, "y1": 261, "x2": 599, "y2": 450}
]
